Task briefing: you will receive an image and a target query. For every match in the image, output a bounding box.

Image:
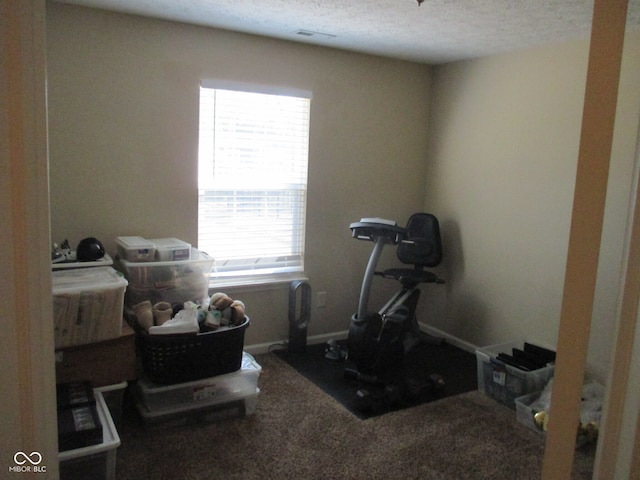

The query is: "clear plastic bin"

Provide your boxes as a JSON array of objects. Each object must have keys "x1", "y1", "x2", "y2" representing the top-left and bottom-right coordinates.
[
  {"x1": 476, "y1": 340, "x2": 555, "y2": 409},
  {"x1": 515, "y1": 390, "x2": 544, "y2": 434},
  {"x1": 115, "y1": 236, "x2": 156, "y2": 262},
  {"x1": 59, "y1": 391, "x2": 120, "y2": 480},
  {"x1": 117, "y1": 248, "x2": 213, "y2": 308},
  {"x1": 95, "y1": 382, "x2": 128, "y2": 431},
  {"x1": 52, "y1": 267, "x2": 128, "y2": 348},
  {"x1": 135, "y1": 388, "x2": 260, "y2": 426},
  {"x1": 148, "y1": 238, "x2": 191, "y2": 261},
  {"x1": 135, "y1": 352, "x2": 261, "y2": 411}
]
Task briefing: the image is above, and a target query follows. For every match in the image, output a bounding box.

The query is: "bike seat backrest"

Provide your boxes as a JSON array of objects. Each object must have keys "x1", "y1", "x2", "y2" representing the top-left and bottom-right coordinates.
[{"x1": 396, "y1": 213, "x2": 442, "y2": 268}]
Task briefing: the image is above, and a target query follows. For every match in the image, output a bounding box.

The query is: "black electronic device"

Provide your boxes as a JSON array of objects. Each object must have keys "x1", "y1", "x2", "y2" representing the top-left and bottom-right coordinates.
[
  {"x1": 512, "y1": 348, "x2": 547, "y2": 369},
  {"x1": 288, "y1": 280, "x2": 312, "y2": 354},
  {"x1": 56, "y1": 382, "x2": 95, "y2": 411},
  {"x1": 524, "y1": 342, "x2": 556, "y2": 365},
  {"x1": 496, "y1": 353, "x2": 534, "y2": 371},
  {"x1": 57, "y1": 404, "x2": 103, "y2": 452}
]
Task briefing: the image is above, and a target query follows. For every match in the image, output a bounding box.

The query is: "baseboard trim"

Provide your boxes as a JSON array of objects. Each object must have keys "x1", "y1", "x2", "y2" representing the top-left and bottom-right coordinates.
[
  {"x1": 244, "y1": 326, "x2": 478, "y2": 356},
  {"x1": 419, "y1": 323, "x2": 479, "y2": 354}
]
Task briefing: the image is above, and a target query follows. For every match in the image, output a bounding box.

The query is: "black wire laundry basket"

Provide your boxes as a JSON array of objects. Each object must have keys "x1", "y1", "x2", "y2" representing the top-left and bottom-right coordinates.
[{"x1": 137, "y1": 316, "x2": 250, "y2": 385}]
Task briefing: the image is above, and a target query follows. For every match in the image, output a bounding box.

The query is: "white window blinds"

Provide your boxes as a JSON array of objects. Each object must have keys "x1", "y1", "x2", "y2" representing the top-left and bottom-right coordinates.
[{"x1": 197, "y1": 84, "x2": 311, "y2": 279}]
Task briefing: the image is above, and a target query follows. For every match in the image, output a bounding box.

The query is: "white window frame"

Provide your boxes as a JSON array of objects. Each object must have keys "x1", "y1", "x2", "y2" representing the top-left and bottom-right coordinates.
[{"x1": 197, "y1": 80, "x2": 311, "y2": 287}]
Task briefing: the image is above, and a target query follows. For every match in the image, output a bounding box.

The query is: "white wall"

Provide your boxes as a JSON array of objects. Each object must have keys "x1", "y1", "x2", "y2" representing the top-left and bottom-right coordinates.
[
  {"x1": 422, "y1": 33, "x2": 640, "y2": 380},
  {"x1": 45, "y1": 4, "x2": 432, "y2": 346},
  {"x1": 45, "y1": 4, "x2": 640, "y2": 383}
]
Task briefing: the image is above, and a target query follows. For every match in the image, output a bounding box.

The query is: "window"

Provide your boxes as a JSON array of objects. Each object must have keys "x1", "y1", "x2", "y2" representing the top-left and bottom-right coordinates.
[{"x1": 197, "y1": 81, "x2": 311, "y2": 283}]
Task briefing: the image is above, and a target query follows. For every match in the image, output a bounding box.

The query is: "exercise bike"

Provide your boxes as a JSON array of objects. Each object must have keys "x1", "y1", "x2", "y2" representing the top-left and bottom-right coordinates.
[{"x1": 343, "y1": 214, "x2": 446, "y2": 412}]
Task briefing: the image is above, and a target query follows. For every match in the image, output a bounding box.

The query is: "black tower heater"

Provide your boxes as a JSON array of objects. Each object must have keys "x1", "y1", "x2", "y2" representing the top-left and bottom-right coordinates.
[{"x1": 288, "y1": 280, "x2": 312, "y2": 354}]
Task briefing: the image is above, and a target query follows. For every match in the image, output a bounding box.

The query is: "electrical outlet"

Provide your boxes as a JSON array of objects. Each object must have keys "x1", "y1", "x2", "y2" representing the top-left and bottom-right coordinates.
[{"x1": 317, "y1": 291, "x2": 326, "y2": 308}]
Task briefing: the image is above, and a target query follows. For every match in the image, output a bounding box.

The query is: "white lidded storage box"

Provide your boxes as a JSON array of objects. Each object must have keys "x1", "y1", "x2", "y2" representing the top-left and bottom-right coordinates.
[
  {"x1": 135, "y1": 352, "x2": 261, "y2": 412},
  {"x1": 52, "y1": 253, "x2": 114, "y2": 270},
  {"x1": 117, "y1": 248, "x2": 213, "y2": 308},
  {"x1": 59, "y1": 391, "x2": 120, "y2": 480},
  {"x1": 135, "y1": 388, "x2": 260, "y2": 426},
  {"x1": 115, "y1": 236, "x2": 156, "y2": 262},
  {"x1": 52, "y1": 267, "x2": 128, "y2": 349},
  {"x1": 476, "y1": 340, "x2": 555, "y2": 409},
  {"x1": 148, "y1": 238, "x2": 191, "y2": 261}
]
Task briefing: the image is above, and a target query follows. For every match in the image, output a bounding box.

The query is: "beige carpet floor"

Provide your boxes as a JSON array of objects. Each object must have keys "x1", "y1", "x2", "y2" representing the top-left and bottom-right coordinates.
[{"x1": 115, "y1": 352, "x2": 595, "y2": 479}]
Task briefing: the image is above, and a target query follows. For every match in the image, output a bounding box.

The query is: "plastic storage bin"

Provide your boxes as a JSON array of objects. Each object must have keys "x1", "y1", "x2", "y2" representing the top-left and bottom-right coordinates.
[
  {"x1": 117, "y1": 248, "x2": 213, "y2": 308},
  {"x1": 149, "y1": 238, "x2": 191, "y2": 261},
  {"x1": 52, "y1": 267, "x2": 128, "y2": 349},
  {"x1": 137, "y1": 316, "x2": 250, "y2": 384},
  {"x1": 59, "y1": 391, "x2": 120, "y2": 480},
  {"x1": 115, "y1": 236, "x2": 156, "y2": 262},
  {"x1": 476, "y1": 340, "x2": 555, "y2": 409},
  {"x1": 515, "y1": 382, "x2": 604, "y2": 449},
  {"x1": 135, "y1": 352, "x2": 261, "y2": 411},
  {"x1": 95, "y1": 382, "x2": 128, "y2": 430},
  {"x1": 135, "y1": 388, "x2": 260, "y2": 426},
  {"x1": 52, "y1": 253, "x2": 114, "y2": 270},
  {"x1": 515, "y1": 390, "x2": 544, "y2": 434}
]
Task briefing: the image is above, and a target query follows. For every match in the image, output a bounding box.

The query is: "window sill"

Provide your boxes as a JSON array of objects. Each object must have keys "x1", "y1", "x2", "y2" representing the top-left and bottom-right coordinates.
[{"x1": 208, "y1": 272, "x2": 309, "y2": 293}]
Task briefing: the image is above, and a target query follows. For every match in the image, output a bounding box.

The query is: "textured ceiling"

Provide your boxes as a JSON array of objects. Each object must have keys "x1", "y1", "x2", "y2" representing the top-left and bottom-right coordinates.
[{"x1": 53, "y1": 0, "x2": 640, "y2": 64}]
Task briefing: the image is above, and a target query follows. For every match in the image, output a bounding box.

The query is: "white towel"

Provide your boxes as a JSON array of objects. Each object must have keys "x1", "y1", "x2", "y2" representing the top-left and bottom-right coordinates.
[
  {"x1": 148, "y1": 322, "x2": 198, "y2": 335},
  {"x1": 148, "y1": 302, "x2": 199, "y2": 335}
]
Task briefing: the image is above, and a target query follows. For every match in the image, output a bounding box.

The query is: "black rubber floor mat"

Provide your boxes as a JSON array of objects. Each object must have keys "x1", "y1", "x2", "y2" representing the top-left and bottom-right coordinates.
[{"x1": 273, "y1": 339, "x2": 478, "y2": 419}]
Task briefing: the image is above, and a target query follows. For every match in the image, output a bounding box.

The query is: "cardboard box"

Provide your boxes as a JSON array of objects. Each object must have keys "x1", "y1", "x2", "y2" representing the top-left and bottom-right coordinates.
[{"x1": 56, "y1": 324, "x2": 136, "y2": 387}]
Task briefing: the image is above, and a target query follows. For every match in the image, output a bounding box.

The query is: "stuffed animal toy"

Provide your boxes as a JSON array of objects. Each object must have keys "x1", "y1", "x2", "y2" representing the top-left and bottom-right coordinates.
[
  {"x1": 230, "y1": 300, "x2": 245, "y2": 325},
  {"x1": 209, "y1": 292, "x2": 233, "y2": 311},
  {"x1": 208, "y1": 292, "x2": 246, "y2": 327}
]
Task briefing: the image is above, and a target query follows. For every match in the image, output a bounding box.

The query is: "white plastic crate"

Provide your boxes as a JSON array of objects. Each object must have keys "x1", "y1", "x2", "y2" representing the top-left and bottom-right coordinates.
[
  {"x1": 476, "y1": 340, "x2": 555, "y2": 409},
  {"x1": 52, "y1": 253, "x2": 114, "y2": 270},
  {"x1": 52, "y1": 267, "x2": 128, "y2": 348},
  {"x1": 135, "y1": 352, "x2": 261, "y2": 412},
  {"x1": 58, "y1": 391, "x2": 120, "y2": 480},
  {"x1": 135, "y1": 388, "x2": 260, "y2": 426},
  {"x1": 148, "y1": 238, "x2": 191, "y2": 261},
  {"x1": 95, "y1": 382, "x2": 128, "y2": 431},
  {"x1": 515, "y1": 381, "x2": 604, "y2": 448},
  {"x1": 115, "y1": 236, "x2": 156, "y2": 262}
]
